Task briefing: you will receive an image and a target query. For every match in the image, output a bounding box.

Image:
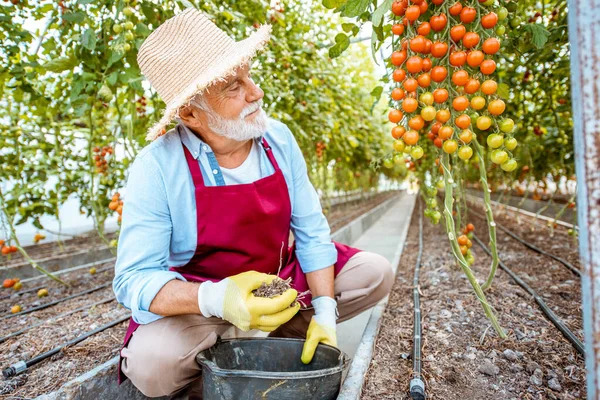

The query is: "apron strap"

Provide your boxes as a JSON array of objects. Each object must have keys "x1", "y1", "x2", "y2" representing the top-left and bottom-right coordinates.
[
  {"x1": 182, "y1": 144, "x2": 206, "y2": 188},
  {"x1": 261, "y1": 138, "x2": 281, "y2": 171}
]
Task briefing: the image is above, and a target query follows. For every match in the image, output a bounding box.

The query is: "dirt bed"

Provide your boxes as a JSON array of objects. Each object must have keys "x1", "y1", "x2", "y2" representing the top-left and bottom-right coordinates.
[
  {"x1": 0, "y1": 191, "x2": 398, "y2": 399},
  {"x1": 362, "y1": 203, "x2": 585, "y2": 400}
]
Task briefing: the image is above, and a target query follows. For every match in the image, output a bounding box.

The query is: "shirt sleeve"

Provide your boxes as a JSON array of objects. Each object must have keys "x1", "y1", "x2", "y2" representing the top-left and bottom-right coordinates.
[
  {"x1": 286, "y1": 127, "x2": 338, "y2": 273},
  {"x1": 112, "y1": 155, "x2": 187, "y2": 325}
]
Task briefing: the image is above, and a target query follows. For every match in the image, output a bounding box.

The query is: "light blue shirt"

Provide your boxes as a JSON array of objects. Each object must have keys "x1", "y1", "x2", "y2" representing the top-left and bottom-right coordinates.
[{"x1": 112, "y1": 118, "x2": 337, "y2": 324}]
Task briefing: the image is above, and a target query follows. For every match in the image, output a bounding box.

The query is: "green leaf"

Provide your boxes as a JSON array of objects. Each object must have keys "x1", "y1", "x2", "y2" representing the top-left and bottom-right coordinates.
[
  {"x1": 342, "y1": 0, "x2": 370, "y2": 17},
  {"x1": 62, "y1": 11, "x2": 86, "y2": 23},
  {"x1": 323, "y1": 0, "x2": 347, "y2": 9},
  {"x1": 42, "y1": 56, "x2": 78, "y2": 72},
  {"x1": 370, "y1": 85, "x2": 383, "y2": 99},
  {"x1": 77, "y1": 0, "x2": 95, "y2": 4},
  {"x1": 329, "y1": 33, "x2": 350, "y2": 58},
  {"x1": 135, "y1": 23, "x2": 150, "y2": 37},
  {"x1": 497, "y1": 83, "x2": 510, "y2": 99},
  {"x1": 107, "y1": 48, "x2": 126, "y2": 67},
  {"x1": 524, "y1": 24, "x2": 550, "y2": 49},
  {"x1": 372, "y1": 0, "x2": 393, "y2": 27},
  {"x1": 106, "y1": 71, "x2": 118, "y2": 86},
  {"x1": 81, "y1": 28, "x2": 97, "y2": 51},
  {"x1": 342, "y1": 23, "x2": 356, "y2": 33}
]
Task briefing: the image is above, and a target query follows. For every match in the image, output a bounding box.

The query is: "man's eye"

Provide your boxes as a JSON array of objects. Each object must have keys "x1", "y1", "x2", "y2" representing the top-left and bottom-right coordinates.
[{"x1": 229, "y1": 84, "x2": 240, "y2": 91}]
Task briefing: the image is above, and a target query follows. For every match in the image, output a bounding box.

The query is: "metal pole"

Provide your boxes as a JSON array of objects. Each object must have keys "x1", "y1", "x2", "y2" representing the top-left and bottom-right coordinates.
[{"x1": 567, "y1": 2, "x2": 600, "y2": 399}]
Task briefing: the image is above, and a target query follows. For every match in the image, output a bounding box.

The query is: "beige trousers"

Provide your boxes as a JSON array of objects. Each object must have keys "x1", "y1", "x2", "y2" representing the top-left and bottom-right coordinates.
[{"x1": 120, "y1": 251, "x2": 393, "y2": 398}]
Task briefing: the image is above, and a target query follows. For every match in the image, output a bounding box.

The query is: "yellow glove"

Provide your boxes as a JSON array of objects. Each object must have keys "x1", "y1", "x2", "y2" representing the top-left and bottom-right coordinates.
[
  {"x1": 301, "y1": 296, "x2": 338, "y2": 364},
  {"x1": 198, "y1": 271, "x2": 300, "y2": 332}
]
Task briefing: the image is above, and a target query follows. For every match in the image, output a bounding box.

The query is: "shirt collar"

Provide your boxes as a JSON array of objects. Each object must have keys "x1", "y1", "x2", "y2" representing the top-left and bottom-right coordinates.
[{"x1": 176, "y1": 120, "x2": 266, "y2": 160}]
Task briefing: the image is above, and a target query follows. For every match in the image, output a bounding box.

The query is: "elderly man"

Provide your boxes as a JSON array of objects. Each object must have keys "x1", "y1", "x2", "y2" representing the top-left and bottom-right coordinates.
[{"x1": 113, "y1": 8, "x2": 393, "y2": 398}]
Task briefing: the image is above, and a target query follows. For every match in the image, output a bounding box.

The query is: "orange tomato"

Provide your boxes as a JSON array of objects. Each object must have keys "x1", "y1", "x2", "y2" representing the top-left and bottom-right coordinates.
[
  {"x1": 392, "y1": 0, "x2": 408, "y2": 16},
  {"x1": 388, "y1": 109, "x2": 404, "y2": 123},
  {"x1": 403, "y1": 129, "x2": 420, "y2": 145},
  {"x1": 449, "y1": 2, "x2": 462, "y2": 16},
  {"x1": 449, "y1": 51, "x2": 467, "y2": 67},
  {"x1": 455, "y1": 114, "x2": 471, "y2": 129},
  {"x1": 417, "y1": 73, "x2": 431, "y2": 87},
  {"x1": 460, "y1": 7, "x2": 476, "y2": 23},
  {"x1": 406, "y1": 56, "x2": 423, "y2": 73},
  {"x1": 451, "y1": 70, "x2": 469, "y2": 86},
  {"x1": 419, "y1": 0, "x2": 428, "y2": 13},
  {"x1": 393, "y1": 69, "x2": 407, "y2": 82},
  {"x1": 438, "y1": 125, "x2": 454, "y2": 140},
  {"x1": 481, "y1": 79, "x2": 497, "y2": 95},
  {"x1": 392, "y1": 126, "x2": 406, "y2": 139},
  {"x1": 408, "y1": 115, "x2": 425, "y2": 130},
  {"x1": 480, "y1": 59, "x2": 496, "y2": 75},
  {"x1": 459, "y1": 129, "x2": 473, "y2": 143},
  {"x1": 433, "y1": 88, "x2": 449, "y2": 103},
  {"x1": 466, "y1": 50, "x2": 484, "y2": 67},
  {"x1": 450, "y1": 25, "x2": 466, "y2": 42},
  {"x1": 391, "y1": 88, "x2": 405, "y2": 101},
  {"x1": 403, "y1": 78, "x2": 418, "y2": 92},
  {"x1": 481, "y1": 12, "x2": 498, "y2": 29},
  {"x1": 482, "y1": 37, "x2": 501, "y2": 54},
  {"x1": 430, "y1": 66, "x2": 447, "y2": 82},
  {"x1": 436, "y1": 109, "x2": 451, "y2": 123},
  {"x1": 430, "y1": 42, "x2": 448, "y2": 58},
  {"x1": 417, "y1": 21, "x2": 431, "y2": 36},
  {"x1": 410, "y1": 35, "x2": 427, "y2": 53},
  {"x1": 392, "y1": 24, "x2": 405, "y2": 35},
  {"x1": 422, "y1": 57, "x2": 432, "y2": 72},
  {"x1": 464, "y1": 78, "x2": 480, "y2": 94},
  {"x1": 391, "y1": 50, "x2": 407, "y2": 66},
  {"x1": 402, "y1": 97, "x2": 419, "y2": 113},
  {"x1": 434, "y1": 137, "x2": 443, "y2": 148},
  {"x1": 488, "y1": 99, "x2": 506, "y2": 115},
  {"x1": 405, "y1": 5, "x2": 421, "y2": 22},
  {"x1": 430, "y1": 13, "x2": 447, "y2": 31},
  {"x1": 431, "y1": 121, "x2": 442, "y2": 134},
  {"x1": 452, "y1": 96, "x2": 470, "y2": 111},
  {"x1": 462, "y1": 32, "x2": 480, "y2": 49}
]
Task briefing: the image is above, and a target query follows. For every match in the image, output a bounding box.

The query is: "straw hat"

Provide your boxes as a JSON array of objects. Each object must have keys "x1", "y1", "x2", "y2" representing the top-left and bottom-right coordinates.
[{"x1": 137, "y1": 8, "x2": 271, "y2": 141}]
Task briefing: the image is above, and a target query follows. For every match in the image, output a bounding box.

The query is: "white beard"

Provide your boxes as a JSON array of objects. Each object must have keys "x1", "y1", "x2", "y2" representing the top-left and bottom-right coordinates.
[{"x1": 193, "y1": 98, "x2": 268, "y2": 142}]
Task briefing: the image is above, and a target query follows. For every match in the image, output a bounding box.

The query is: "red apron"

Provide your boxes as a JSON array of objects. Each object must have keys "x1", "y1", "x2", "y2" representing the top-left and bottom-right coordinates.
[{"x1": 118, "y1": 137, "x2": 360, "y2": 384}]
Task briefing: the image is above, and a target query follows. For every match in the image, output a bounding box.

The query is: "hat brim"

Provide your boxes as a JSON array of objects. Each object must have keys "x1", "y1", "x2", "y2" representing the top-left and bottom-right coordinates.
[{"x1": 145, "y1": 24, "x2": 272, "y2": 141}]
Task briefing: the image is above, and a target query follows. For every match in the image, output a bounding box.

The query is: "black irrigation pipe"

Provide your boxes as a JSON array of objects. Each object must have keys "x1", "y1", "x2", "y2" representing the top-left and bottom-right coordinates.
[
  {"x1": 409, "y1": 200, "x2": 425, "y2": 400},
  {"x1": 473, "y1": 234, "x2": 585, "y2": 356},
  {"x1": 470, "y1": 210, "x2": 581, "y2": 278},
  {"x1": 0, "y1": 297, "x2": 116, "y2": 344},
  {"x1": 0, "y1": 264, "x2": 115, "y2": 302},
  {"x1": 2, "y1": 314, "x2": 130, "y2": 379},
  {"x1": 0, "y1": 282, "x2": 112, "y2": 321}
]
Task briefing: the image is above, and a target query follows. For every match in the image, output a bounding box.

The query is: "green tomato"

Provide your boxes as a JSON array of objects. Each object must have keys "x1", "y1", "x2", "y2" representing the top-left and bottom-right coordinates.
[
  {"x1": 431, "y1": 210, "x2": 441, "y2": 224},
  {"x1": 487, "y1": 133, "x2": 504, "y2": 149},
  {"x1": 491, "y1": 149, "x2": 509, "y2": 165},
  {"x1": 497, "y1": 7, "x2": 508, "y2": 20},
  {"x1": 466, "y1": 232, "x2": 473, "y2": 239},
  {"x1": 403, "y1": 145, "x2": 412, "y2": 154},
  {"x1": 411, "y1": 146, "x2": 424, "y2": 159},
  {"x1": 427, "y1": 198, "x2": 438, "y2": 208},
  {"x1": 506, "y1": 2, "x2": 517, "y2": 12},
  {"x1": 124, "y1": 21, "x2": 135, "y2": 30},
  {"x1": 24, "y1": 66, "x2": 33, "y2": 73},
  {"x1": 510, "y1": 17, "x2": 522, "y2": 28},
  {"x1": 458, "y1": 146, "x2": 473, "y2": 160},
  {"x1": 505, "y1": 137, "x2": 518, "y2": 151},
  {"x1": 123, "y1": 7, "x2": 134, "y2": 16},
  {"x1": 393, "y1": 153, "x2": 404, "y2": 164},
  {"x1": 495, "y1": 25, "x2": 506, "y2": 36},
  {"x1": 469, "y1": 112, "x2": 480, "y2": 122},
  {"x1": 125, "y1": 31, "x2": 135, "y2": 40},
  {"x1": 420, "y1": 92, "x2": 434, "y2": 106},
  {"x1": 499, "y1": 118, "x2": 515, "y2": 133},
  {"x1": 113, "y1": 24, "x2": 123, "y2": 34},
  {"x1": 109, "y1": 239, "x2": 119, "y2": 248},
  {"x1": 436, "y1": 180, "x2": 445, "y2": 189},
  {"x1": 123, "y1": 43, "x2": 132, "y2": 51},
  {"x1": 383, "y1": 157, "x2": 394, "y2": 169},
  {"x1": 482, "y1": 0, "x2": 495, "y2": 5},
  {"x1": 466, "y1": 253, "x2": 475, "y2": 265},
  {"x1": 501, "y1": 158, "x2": 518, "y2": 172}
]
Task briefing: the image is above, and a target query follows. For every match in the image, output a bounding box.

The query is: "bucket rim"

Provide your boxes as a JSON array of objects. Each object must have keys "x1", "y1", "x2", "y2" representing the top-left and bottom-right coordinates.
[{"x1": 196, "y1": 337, "x2": 350, "y2": 380}]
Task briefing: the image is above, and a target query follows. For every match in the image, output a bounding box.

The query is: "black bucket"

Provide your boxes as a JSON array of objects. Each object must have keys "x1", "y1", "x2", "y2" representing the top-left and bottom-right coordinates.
[{"x1": 196, "y1": 337, "x2": 349, "y2": 400}]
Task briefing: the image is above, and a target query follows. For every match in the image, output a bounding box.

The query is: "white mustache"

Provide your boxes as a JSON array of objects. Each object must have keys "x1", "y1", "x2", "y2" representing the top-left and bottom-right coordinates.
[{"x1": 241, "y1": 100, "x2": 263, "y2": 117}]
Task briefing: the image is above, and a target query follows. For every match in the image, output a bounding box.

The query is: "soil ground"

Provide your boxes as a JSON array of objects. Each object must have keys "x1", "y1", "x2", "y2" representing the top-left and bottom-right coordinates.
[
  {"x1": 0, "y1": 191, "x2": 397, "y2": 399},
  {"x1": 362, "y1": 201, "x2": 585, "y2": 400}
]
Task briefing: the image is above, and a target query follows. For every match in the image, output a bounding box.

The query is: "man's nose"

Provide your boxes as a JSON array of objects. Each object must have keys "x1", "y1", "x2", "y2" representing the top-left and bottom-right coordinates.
[{"x1": 246, "y1": 79, "x2": 264, "y2": 103}]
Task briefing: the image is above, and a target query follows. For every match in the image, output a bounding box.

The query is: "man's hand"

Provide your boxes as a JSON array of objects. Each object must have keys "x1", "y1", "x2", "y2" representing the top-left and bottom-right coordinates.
[
  {"x1": 301, "y1": 296, "x2": 338, "y2": 364},
  {"x1": 197, "y1": 271, "x2": 300, "y2": 332}
]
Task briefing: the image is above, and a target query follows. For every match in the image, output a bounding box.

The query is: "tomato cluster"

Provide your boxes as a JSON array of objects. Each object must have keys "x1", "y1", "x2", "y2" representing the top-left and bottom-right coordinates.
[
  {"x1": 0, "y1": 239, "x2": 18, "y2": 256},
  {"x1": 108, "y1": 192, "x2": 124, "y2": 223},
  {"x1": 385, "y1": 0, "x2": 518, "y2": 179},
  {"x1": 93, "y1": 145, "x2": 113, "y2": 175}
]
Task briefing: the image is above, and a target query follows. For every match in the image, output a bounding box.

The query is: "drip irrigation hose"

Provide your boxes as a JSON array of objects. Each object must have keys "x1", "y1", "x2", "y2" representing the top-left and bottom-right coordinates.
[
  {"x1": 471, "y1": 210, "x2": 581, "y2": 277},
  {"x1": 0, "y1": 264, "x2": 114, "y2": 302},
  {"x1": 410, "y1": 201, "x2": 425, "y2": 400},
  {"x1": 2, "y1": 314, "x2": 130, "y2": 379},
  {"x1": 473, "y1": 234, "x2": 584, "y2": 356},
  {"x1": 0, "y1": 282, "x2": 112, "y2": 321},
  {"x1": 0, "y1": 297, "x2": 116, "y2": 344}
]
